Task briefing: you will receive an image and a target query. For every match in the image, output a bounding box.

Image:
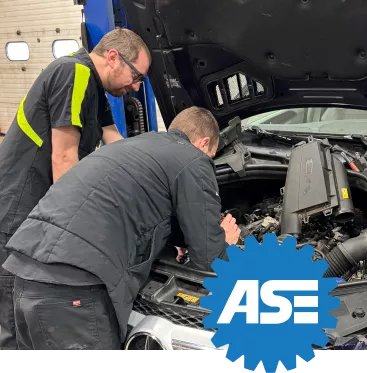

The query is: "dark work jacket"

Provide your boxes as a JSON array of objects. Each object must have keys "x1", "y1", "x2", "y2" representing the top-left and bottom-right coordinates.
[{"x1": 3, "y1": 129, "x2": 228, "y2": 342}]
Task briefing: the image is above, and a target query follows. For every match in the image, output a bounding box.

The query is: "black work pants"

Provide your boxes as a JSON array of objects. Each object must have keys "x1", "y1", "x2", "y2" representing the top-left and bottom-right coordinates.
[
  {"x1": 13, "y1": 277, "x2": 122, "y2": 350},
  {"x1": 0, "y1": 232, "x2": 17, "y2": 350}
]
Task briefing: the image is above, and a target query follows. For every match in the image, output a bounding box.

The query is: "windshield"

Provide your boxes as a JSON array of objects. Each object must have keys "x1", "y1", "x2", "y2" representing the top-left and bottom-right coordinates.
[{"x1": 241, "y1": 107, "x2": 367, "y2": 135}]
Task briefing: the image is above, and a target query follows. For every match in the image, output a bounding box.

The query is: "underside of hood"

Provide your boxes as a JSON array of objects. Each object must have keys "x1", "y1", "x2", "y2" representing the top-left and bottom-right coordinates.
[{"x1": 121, "y1": 0, "x2": 367, "y2": 128}]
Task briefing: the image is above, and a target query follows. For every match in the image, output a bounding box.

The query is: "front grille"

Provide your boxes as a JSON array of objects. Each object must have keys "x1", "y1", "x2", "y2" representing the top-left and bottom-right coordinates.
[{"x1": 132, "y1": 297, "x2": 214, "y2": 332}]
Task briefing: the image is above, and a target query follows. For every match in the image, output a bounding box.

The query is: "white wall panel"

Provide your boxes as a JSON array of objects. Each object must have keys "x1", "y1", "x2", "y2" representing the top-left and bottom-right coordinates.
[{"x1": 0, "y1": 0, "x2": 83, "y2": 133}]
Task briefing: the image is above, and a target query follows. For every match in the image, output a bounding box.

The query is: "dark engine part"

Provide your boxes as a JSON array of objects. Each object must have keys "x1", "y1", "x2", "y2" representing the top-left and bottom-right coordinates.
[
  {"x1": 324, "y1": 233, "x2": 367, "y2": 278},
  {"x1": 280, "y1": 139, "x2": 354, "y2": 238},
  {"x1": 333, "y1": 156, "x2": 355, "y2": 224},
  {"x1": 237, "y1": 197, "x2": 283, "y2": 244},
  {"x1": 124, "y1": 97, "x2": 146, "y2": 137}
]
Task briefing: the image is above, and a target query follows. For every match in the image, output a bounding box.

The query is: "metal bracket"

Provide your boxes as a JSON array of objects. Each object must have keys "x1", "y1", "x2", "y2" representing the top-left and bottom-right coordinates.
[
  {"x1": 215, "y1": 139, "x2": 250, "y2": 177},
  {"x1": 323, "y1": 208, "x2": 333, "y2": 217},
  {"x1": 360, "y1": 135, "x2": 367, "y2": 147}
]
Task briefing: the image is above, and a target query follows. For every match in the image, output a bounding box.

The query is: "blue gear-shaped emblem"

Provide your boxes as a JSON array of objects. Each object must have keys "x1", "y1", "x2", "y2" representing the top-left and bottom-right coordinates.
[{"x1": 201, "y1": 233, "x2": 340, "y2": 373}]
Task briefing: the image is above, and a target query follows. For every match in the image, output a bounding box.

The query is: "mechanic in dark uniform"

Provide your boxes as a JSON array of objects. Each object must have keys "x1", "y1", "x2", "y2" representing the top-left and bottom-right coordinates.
[
  {"x1": 0, "y1": 27, "x2": 151, "y2": 349},
  {"x1": 2, "y1": 106, "x2": 240, "y2": 350}
]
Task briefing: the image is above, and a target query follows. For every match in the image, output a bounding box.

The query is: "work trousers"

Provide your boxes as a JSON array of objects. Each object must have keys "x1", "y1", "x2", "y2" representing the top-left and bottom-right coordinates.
[
  {"x1": 13, "y1": 277, "x2": 122, "y2": 350},
  {"x1": 0, "y1": 232, "x2": 17, "y2": 350}
]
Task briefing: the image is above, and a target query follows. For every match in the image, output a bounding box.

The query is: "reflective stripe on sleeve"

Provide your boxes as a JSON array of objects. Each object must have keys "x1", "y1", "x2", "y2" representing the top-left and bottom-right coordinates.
[
  {"x1": 71, "y1": 63, "x2": 91, "y2": 128},
  {"x1": 17, "y1": 95, "x2": 43, "y2": 147}
]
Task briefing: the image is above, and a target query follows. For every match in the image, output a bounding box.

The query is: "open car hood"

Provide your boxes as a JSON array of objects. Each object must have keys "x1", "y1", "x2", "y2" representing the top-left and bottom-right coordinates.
[{"x1": 121, "y1": 0, "x2": 367, "y2": 129}]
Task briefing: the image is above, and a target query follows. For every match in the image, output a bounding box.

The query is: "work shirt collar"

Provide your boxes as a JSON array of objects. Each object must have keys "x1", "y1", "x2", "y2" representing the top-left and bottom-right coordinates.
[
  {"x1": 72, "y1": 48, "x2": 105, "y2": 93},
  {"x1": 167, "y1": 129, "x2": 191, "y2": 144}
]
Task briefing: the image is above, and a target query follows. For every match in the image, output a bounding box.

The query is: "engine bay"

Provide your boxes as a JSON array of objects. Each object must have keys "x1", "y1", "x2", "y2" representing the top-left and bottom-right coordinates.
[
  {"x1": 218, "y1": 132, "x2": 367, "y2": 285},
  {"x1": 133, "y1": 133, "x2": 367, "y2": 350},
  {"x1": 232, "y1": 193, "x2": 367, "y2": 282},
  {"x1": 222, "y1": 141, "x2": 367, "y2": 284}
]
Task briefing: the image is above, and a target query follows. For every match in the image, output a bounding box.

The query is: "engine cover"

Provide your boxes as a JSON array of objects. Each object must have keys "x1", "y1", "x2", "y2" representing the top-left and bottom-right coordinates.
[{"x1": 280, "y1": 138, "x2": 354, "y2": 237}]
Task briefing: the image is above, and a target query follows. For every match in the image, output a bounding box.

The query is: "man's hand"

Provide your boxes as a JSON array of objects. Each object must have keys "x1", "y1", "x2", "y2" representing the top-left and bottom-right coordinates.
[
  {"x1": 221, "y1": 214, "x2": 241, "y2": 245},
  {"x1": 175, "y1": 246, "x2": 190, "y2": 264},
  {"x1": 176, "y1": 246, "x2": 186, "y2": 261}
]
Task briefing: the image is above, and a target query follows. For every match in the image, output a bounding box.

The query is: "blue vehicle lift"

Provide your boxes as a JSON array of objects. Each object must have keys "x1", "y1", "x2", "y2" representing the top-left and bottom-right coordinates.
[{"x1": 82, "y1": 0, "x2": 158, "y2": 138}]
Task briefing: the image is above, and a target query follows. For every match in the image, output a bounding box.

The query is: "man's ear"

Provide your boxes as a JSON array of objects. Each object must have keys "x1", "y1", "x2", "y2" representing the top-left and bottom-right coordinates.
[
  {"x1": 105, "y1": 49, "x2": 119, "y2": 68},
  {"x1": 200, "y1": 137, "x2": 210, "y2": 148}
]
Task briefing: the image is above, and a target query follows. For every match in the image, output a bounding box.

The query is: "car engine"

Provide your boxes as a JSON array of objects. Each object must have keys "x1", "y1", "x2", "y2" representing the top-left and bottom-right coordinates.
[
  {"x1": 175, "y1": 137, "x2": 367, "y2": 285},
  {"x1": 235, "y1": 196, "x2": 367, "y2": 282},
  {"x1": 227, "y1": 138, "x2": 367, "y2": 284}
]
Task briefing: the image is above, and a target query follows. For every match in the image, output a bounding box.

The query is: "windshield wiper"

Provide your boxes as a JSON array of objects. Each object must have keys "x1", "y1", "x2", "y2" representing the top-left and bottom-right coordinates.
[
  {"x1": 344, "y1": 134, "x2": 367, "y2": 148},
  {"x1": 288, "y1": 132, "x2": 367, "y2": 149},
  {"x1": 244, "y1": 126, "x2": 303, "y2": 145}
]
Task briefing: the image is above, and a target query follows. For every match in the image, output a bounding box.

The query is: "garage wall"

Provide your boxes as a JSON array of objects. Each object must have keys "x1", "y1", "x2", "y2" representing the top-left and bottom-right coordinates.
[
  {"x1": 0, "y1": 0, "x2": 166, "y2": 135},
  {"x1": 0, "y1": 0, "x2": 83, "y2": 134}
]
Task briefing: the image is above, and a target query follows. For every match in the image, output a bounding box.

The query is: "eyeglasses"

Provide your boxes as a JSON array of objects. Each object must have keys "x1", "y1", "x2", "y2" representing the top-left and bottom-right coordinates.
[{"x1": 118, "y1": 52, "x2": 145, "y2": 83}]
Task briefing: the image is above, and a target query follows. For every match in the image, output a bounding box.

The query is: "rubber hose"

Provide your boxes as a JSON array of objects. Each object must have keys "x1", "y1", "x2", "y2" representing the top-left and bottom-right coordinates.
[
  {"x1": 323, "y1": 233, "x2": 367, "y2": 278},
  {"x1": 323, "y1": 246, "x2": 352, "y2": 278}
]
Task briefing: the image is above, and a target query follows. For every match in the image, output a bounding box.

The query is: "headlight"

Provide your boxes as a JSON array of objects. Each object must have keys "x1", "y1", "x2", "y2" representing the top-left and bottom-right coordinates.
[
  {"x1": 125, "y1": 332, "x2": 166, "y2": 350},
  {"x1": 126, "y1": 313, "x2": 218, "y2": 350}
]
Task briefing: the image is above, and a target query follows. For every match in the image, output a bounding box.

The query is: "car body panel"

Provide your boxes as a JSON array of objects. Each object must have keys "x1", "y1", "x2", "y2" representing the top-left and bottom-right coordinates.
[{"x1": 121, "y1": 0, "x2": 367, "y2": 128}]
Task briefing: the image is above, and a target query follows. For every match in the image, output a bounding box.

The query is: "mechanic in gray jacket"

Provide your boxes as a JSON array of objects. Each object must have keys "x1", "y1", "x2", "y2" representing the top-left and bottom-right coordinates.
[{"x1": 2, "y1": 106, "x2": 240, "y2": 350}]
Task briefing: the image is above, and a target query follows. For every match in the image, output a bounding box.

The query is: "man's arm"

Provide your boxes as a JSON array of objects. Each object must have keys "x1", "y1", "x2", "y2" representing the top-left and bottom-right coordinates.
[
  {"x1": 102, "y1": 124, "x2": 124, "y2": 145},
  {"x1": 51, "y1": 126, "x2": 80, "y2": 182},
  {"x1": 47, "y1": 62, "x2": 90, "y2": 181},
  {"x1": 99, "y1": 95, "x2": 124, "y2": 145},
  {"x1": 172, "y1": 156, "x2": 239, "y2": 271}
]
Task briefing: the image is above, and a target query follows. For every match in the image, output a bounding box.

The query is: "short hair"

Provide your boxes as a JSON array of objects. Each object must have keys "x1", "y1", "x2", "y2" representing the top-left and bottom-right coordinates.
[
  {"x1": 169, "y1": 106, "x2": 220, "y2": 150},
  {"x1": 92, "y1": 27, "x2": 151, "y2": 64}
]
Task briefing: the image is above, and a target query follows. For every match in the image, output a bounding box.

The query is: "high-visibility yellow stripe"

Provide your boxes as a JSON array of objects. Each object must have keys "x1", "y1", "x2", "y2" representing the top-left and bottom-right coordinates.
[
  {"x1": 17, "y1": 95, "x2": 43, "y2": 147},
  {"x1": 71, "y1": 63, "x2": 90, "y2": 128}
]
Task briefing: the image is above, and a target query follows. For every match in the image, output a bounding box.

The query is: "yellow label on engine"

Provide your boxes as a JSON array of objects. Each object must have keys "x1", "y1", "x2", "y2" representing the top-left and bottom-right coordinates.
[
  {"x1": 177, "y1": 292, "x2": 200, "y2": 303},
  {"x1": 342, "y1": 188, "x2": 349, "y2": 199}
]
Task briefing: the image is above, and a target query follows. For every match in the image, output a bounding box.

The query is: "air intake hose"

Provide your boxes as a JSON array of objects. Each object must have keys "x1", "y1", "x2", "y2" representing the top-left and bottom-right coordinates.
[{"x1": 323, "y1": 233, "x2": 367, "y2": 277}]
